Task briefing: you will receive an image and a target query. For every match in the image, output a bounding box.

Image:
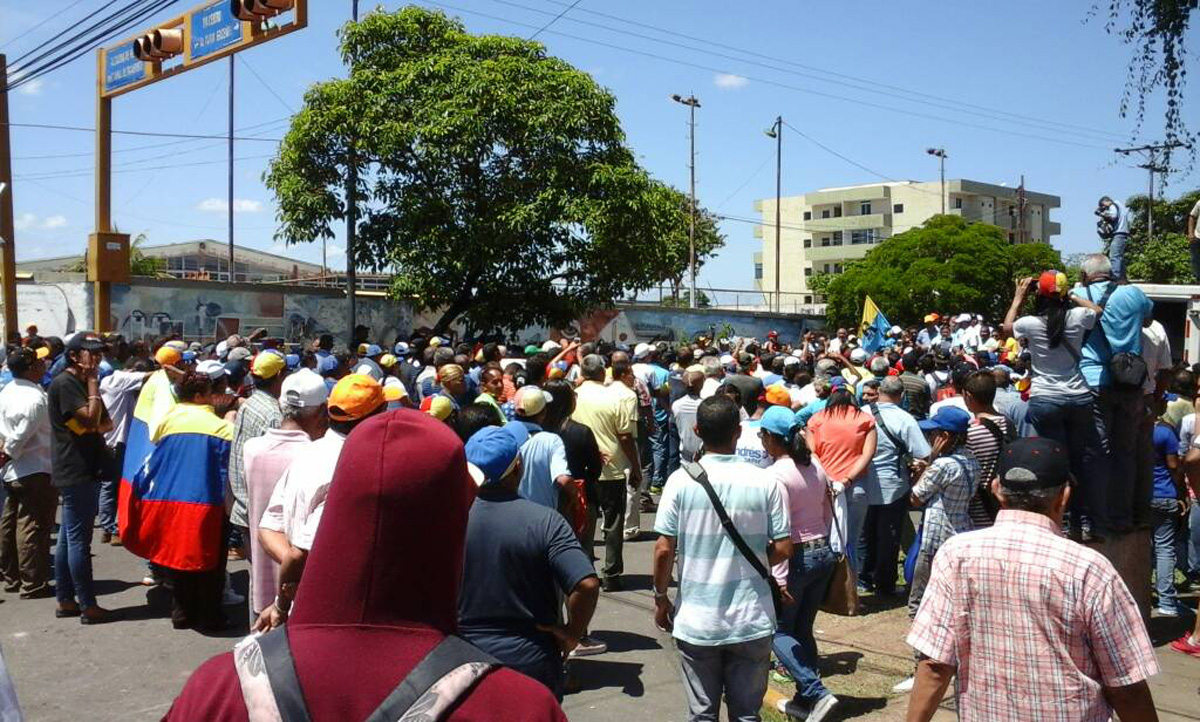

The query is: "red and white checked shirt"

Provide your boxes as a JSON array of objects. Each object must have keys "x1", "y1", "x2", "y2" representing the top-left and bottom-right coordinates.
[{"x1": 907, "y1": 509, "x2": 1159, "y2": 722}]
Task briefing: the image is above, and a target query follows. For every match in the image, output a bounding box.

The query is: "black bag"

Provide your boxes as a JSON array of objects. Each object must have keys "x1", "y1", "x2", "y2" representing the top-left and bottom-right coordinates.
[
  {"x1": 869, "y1": 403, "x2": 910, "y2": 480},
  {"x1": 975, "y1": 417, "x2": 1017, "y2": 520},
  {"x1": 681, "y1": 461, "x2": 783, "y2": 618},
  {"x1": 1109, "y1": 351, "x2": 1149, "y2": 390},
  {"x1": 248, "y1": 628, "x2": 500, "y2": 722}
]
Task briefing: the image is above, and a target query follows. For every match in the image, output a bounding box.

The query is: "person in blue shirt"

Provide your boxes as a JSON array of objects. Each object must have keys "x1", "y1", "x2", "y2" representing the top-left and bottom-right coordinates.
[
  {"x1": 795, "y1": 376, "x2": 836, "y2": 428},
  {"x1": 1078, "y1": 253, "x2": 1155, "y2": 534},
  {"x1": 1150, "y1": 418, "x2": 1187, "y2": 617}
]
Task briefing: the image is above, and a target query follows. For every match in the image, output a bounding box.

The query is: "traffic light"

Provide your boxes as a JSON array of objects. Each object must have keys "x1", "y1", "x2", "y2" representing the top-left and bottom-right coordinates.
[
  {"x1": 231, "y1": 0, "x2": 295, "y2": 21},
  {"x1": 132, "y1": 28, "x2": 183, "y2": 61}
]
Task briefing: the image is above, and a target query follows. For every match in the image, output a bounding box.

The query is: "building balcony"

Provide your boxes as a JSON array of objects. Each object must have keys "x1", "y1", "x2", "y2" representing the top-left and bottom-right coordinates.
[
  {"x1": 804, "y1": 243, "x2": 873, "y2": 262},
  {"x1": 803, "y1": 213, "x2": 888, "y2": 232}
]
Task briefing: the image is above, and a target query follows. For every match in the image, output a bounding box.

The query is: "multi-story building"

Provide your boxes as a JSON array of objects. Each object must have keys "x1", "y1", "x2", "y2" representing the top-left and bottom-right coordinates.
[{"x1": 754, "y1": 179, "x2": 1061, "y2": 305}]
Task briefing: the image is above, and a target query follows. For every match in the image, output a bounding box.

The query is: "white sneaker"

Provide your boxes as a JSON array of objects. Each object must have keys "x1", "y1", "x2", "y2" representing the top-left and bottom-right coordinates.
[
  {"x1": 623, "y1": 528, "x2": 641, "y2": 541},
  {"x1": 892, "y1": 675, "x2": 915, "y2": 693},
  {"x1": 775, "y1": 698, "x2": 810, "y2": 720},
  {"x1": 807, "y1": 694, "x2": 839, "y2": 722},
  {"x1": 568, "y1": 636, "x2": 608, "y2": 658}
]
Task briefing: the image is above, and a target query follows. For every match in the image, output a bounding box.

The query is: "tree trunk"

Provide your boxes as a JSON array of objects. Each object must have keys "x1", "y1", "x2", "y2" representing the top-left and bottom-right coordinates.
[{"x1": 430, "y1": 289, "x2": 475, "y2": 338}]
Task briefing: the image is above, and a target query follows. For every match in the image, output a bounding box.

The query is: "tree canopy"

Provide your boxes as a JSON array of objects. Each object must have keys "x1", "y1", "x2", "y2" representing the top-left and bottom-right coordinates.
[
  {"x1": 1121, "y1": 188, "x2": 1199, "y2": 283},
  {"x1": 821, "y1": 215, "x2": 1062, "y2": 329},
  {"x1": 265, "y1": 6, "x2": 722, "y2": 334}
]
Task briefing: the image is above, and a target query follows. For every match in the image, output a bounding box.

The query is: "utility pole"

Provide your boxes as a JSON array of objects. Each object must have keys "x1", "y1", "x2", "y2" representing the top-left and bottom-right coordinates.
[
  {"x1": 346, "y1": 0, "x2": 360, "y2": 332},
  {"x1": 926, "y1": 147, "x2": 948, "y2": 214},
  {"x1": 1016, "y1": 174, "x2": 1027, "y2": 245},
  {"x1": 765, "y1": 117, "x2": 782, "y2": 313},
  {"x1": 671, "y1": 93, "x2": 701, "y2": 309},
  {"x1": 227, "y1": 56, "x2": 235, "y2": 282},
  {"x1": 1115, "y1": 142, "x2": 1190, "y2": 244},
  {"x1": 0, "y1": 56, "x2": 17, "y2": 338}
]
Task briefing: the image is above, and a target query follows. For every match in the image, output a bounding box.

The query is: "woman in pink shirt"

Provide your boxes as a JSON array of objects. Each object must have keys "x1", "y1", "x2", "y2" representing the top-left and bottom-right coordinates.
[
  {"x1": 760, "y1": 406, "x2": 839, "y2": 721},
  {"x1": 806, "y1": 383, "x2": 877, "y2": 575}
]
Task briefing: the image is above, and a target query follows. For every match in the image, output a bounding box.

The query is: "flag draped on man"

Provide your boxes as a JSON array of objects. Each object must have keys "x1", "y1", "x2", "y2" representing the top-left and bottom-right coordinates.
[{"x1": 860, "y1": 295, "x2": 891, "y2": 353}]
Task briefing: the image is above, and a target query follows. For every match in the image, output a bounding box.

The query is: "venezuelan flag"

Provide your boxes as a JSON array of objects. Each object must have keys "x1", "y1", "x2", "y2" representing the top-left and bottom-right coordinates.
[
  {"x1": 859, "y1": 295, "x2": 891, "y2": 354},
  {"x1": 118, "y1": 372, "x2": 232, "y2": 571}
]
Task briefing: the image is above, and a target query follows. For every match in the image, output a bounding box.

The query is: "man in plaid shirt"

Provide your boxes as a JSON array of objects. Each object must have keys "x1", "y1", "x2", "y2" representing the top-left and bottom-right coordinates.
[{"x1": 907, "y1": 437, "x2": 1159, "y2": 722}]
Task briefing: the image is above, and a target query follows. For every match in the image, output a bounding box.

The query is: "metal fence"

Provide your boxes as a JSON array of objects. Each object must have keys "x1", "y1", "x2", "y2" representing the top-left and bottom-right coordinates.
[{"x1": 625, "y1": 285, "x2": 826, "y2": 316}]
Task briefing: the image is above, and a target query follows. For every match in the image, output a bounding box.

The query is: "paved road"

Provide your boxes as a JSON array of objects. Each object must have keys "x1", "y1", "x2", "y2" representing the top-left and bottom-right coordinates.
[{"x1": 2, "y1": 514, "x2": 1198, "y2": 721}]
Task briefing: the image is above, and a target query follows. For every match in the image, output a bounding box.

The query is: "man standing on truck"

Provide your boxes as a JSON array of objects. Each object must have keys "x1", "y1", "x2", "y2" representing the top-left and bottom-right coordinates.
[{"x1": 1188, "y1": 196, "x2": 1200, "y2": 282}]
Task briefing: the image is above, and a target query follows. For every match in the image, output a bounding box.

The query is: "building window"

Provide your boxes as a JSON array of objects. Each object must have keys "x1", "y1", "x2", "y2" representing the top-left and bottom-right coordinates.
[
  {"x1": 860, "y1": 202, "x2": 872, "y2": 215},
  {"x1": 833, "y1": 231, "x2": 843, "y2": 245},
  {"x1": 821, "y1": 237, "x2": 831, "y2": 247},
  {"x1": 821, "y1": 209, "x2": 830, "y2": 219},
  {"x1": 823, "y1": 263, "x2": 831, "y2": 273},
  {"x1": 754, "y1": 262, "x2": 763, "y2": 280},
  {"x1": 833, "y1": 206, "x2": 842, "y2": 218},
  {"x1": 834, "y1": 263, "x2": 843, "y2": 273},
  {"x1": 1008, "y1": 233, "x2": 1015, "y2": 243},
  {"x1": 803, "y1": 211, "x2": 812, "y2": 221},
  {"x1": 803, "y1": 238, "x2": 812, "y2": 248},
  {"x1": 851, "y1": 229, "x2": 878, "y2": 245},
  {"x1": 804, "y1": 295, "x2": 813, "y2": 304},
  {"x1": 954, "y1": 197, "x2": 963, "y2": 209},
  {"x1": 893, "y1": 203, "x2": 904, "y2": 214},
  {"x1": 804, "y1": 267, "x2": 812, "y2": 276}
]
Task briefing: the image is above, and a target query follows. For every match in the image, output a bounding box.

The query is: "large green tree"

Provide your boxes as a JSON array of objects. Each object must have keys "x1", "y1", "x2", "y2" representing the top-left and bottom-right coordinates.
[
  {"x1": 1121, "y1": 188, "x2": 1200, "y2": 282},
  {"x1": 822, "y1": 215, "x2": 1062, "y2": 329},
  {"x1": 265, "y1": 7, "x2": 722, "y2": 334}
]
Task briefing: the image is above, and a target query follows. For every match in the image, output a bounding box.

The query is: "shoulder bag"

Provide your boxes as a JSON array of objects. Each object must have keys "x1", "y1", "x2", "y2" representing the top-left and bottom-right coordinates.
[
  {"x1": 819, "y1": 485, "x2": 859, "y2": 617},
  {"x1": 681, "y1": 460, "x2": 782, "y2": 618}
]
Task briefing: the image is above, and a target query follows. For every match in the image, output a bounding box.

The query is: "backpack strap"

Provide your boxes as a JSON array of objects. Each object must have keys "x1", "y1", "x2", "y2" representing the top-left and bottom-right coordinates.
[
  {"x1": 233, "y1": 627, "x2": 313, "y2": 722},
  {"x1": 364, "y1": 635, "x2": 500, "y2": 722}
]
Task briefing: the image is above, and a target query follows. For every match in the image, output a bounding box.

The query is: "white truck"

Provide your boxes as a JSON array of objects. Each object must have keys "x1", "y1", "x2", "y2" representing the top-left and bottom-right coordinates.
[{"x1": 1134, "y1": 283, "x2": 1200, "y2": 365}]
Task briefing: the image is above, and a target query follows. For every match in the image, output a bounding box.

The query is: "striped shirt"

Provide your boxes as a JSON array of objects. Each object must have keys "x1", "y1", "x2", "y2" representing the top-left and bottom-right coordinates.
[
  {"x1": 912, "y1": 450, "x2": 979, "y2": 552},
  {"x1": 965, "y1": 415, "x2": 1010, "y2": 528},
  {"x1": 654, "y1": 454, "x2": 790, "y2": 646},
  {"x1": 228, "y1": 389, "x2": 282, "y2": 527},
  {"x1": 908, "y1": 510, "x2": 1159, "y2": 722}
]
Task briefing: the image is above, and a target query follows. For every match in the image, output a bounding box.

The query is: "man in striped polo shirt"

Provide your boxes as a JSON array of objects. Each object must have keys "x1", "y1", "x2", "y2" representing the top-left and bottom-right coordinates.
[{"x1": 652, "y1": 394, "x2": 792, "y2": 722}]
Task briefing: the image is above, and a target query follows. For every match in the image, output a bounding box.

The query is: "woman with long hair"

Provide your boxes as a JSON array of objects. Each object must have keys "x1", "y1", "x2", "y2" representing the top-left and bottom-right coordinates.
[
  {"x1": 124, "y1": 362, "x2": 234, "y2": 631},
  {"x1": 1002, "y1": 272, "x2": 1104, "y2": 540},
  {"x1": 806, "y1": 381, "x2": 877, "y2": 572},
  {"x1": 760, "y1": 406, "x2": 839, "y2": 721}
]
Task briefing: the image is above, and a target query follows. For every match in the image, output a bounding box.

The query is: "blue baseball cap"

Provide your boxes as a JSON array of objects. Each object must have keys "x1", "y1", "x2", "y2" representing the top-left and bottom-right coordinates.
[
  {"x1": 465, "y1": 423, "x2": 530, "y2": 485},
  {"x1": 285, "y1": 353, "x2": 301, "y2": 370},
  {"x1": 317, "y1": 354, "x2": 339, "y2": 376},
  {"x1": 364, "y1": 344, "x2": 383, "y2": 358},
  {"x1": 918, "y1": 406, "x2": 971, "y2": 434},
  {"x1": 393, "y1": 342, "x2": 410, "y2": 356},
  {"x1": 828, "y1": 375, "x2": 848, "y2": 389},
  {"x1": 760, "y1": 405, "x2": 797, "y2": 438}
]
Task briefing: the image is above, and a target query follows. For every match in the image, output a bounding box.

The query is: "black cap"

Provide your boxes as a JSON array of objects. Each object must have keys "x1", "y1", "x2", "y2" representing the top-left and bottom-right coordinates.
[
  {"x1": 66, "y1": 332, "x2": 105, "y2": 352},
  {"x1": 994, "y1": 437, "x2": 1070, "y2": 491}
]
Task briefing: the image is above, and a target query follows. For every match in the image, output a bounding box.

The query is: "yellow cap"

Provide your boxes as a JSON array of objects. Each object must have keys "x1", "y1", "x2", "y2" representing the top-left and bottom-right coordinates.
[
  {"x1": 155, "y1": 346, "x2": 181, "y2": 366},
  {"x1": 35, "y1": 346, "x2": 51, "y2": 360},
  {"x1": 379, "y1": 353, "x2": 397, "y2": 369},
  {"x1": 251, "y1": 351, "x2": 286, "y2": 379},
  {"x1": 328, "y1": 374, "x2": 385, "y2": 421}
]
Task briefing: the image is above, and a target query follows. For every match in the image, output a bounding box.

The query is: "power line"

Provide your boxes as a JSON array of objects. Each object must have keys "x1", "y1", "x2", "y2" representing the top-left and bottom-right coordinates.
[
  {"x1": 3, "y1": 121, "x2": 283, "y2": 142},
  {"x1": 422, "y1": 1, "x2": 1112, "y2": 151},
  {"x1": 237, "y1": 55, "x2": 296, "y2": 114},
  {"x1": 11, "y1": 117, "x2": 289, "y2": 160},
  {"x1": 8, "y1": 0, "x2": 126, "y2": 66},
  {"x1": 489, "y1": 0, "x2": 1128, "y2": 145},
  {"x1": 14, "y1": 153, "x2": 277, "y2": 182},
  {"x1": 0, "y1": 0, "x2": 91, "y2": 52},
  {"x1": 527, "y1": 0, "x2": 584, "y2": 40}
]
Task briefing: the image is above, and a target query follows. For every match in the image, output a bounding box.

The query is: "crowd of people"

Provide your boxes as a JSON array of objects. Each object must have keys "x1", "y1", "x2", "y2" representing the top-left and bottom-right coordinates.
[{"x1": 0, "y1": 249, "x2": 1195, "y2": 720}]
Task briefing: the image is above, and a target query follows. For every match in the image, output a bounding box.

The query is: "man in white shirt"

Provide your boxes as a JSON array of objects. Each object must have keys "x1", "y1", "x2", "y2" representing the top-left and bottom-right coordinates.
[
  {"x1": 254, "y1": 374, "x2": 386, "y2": 631},
  {"x1": 700, "y1": 355, "x2": 723, "y2": 399},
  {"x1": 97, "y1": 358, "x2": 154, "y2": 545},
  {"x1": 0, "y1": 347, "x2": 56, "y2": 598},
  {"x1": 1189, "y1": 197, "x2": 1200, "y2": 283},
  {"x1": 672, "y1": 365, "x2": 705, "y2": 463}
]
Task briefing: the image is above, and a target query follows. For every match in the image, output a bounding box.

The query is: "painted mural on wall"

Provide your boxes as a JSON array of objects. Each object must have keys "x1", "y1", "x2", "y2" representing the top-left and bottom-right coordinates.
[{"x1": 14, "y1": 283, "x2": 90, "y2": 338}]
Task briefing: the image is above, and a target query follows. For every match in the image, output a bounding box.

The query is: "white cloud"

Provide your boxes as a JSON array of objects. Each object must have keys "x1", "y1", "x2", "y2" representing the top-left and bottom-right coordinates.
[
  {"x1": 714, "y1": 73, "x2": 748, "y2": 90},
  {"x1": 327, "y1": 243, "x2": 345, "y2": 257},
  {"x1": 13, "y1": 213, "x2": 36, "y2": 231},
  {"x1": 12, "y1": 213, "x2": 66, "y2": 231},
  {"x1": 16, "y1": 78, "x2": 43, "y2": 96},
  {"x1": 197, "y1": 197, "x2": 264, "y2": 214}
]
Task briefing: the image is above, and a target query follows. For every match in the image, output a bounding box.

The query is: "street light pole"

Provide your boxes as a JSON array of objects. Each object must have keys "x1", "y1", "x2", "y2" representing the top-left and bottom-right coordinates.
[
  {"x1": 765, "y1": 117, "x2": 782, "y2": 313},
  {"x1": 672, "y1": 93, "x2": 701, "y2": 309},
  {"x1": 346, "y1": 0, "x2": 361, "y2": 334},
  {"x1": 926, "y1": 147, "x2": 948, "y2": 215}
]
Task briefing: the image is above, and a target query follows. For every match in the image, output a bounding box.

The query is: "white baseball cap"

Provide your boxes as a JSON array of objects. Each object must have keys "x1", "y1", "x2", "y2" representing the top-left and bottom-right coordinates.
[
  {"x1": 633, "y1": 342, "x2": 652, "y2": 360},
  {"x1": 849, "y1": 348, "x2": 869, "y2": 364},
  {"x1": 195, "y1": 360, "x2": 227, "y2": 381},
  {"x1": 280, "y1": 368, "x2": 329, "y2": 408},
  {"x1": 541, "y1": 340, "x2": 562, "y2": 353}
]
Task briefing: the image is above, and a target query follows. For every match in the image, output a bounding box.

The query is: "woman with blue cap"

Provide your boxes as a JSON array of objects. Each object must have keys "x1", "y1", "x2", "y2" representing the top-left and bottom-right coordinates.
[{"x1": 758, "y1": 405, "x2": 840, "y2": 722}]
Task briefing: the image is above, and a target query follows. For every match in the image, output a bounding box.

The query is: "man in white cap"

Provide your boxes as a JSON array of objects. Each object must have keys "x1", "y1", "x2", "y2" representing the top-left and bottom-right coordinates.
[
  {"x1": 844, "y1": 347, "x2": 873, "y2": 385},
  {"x1": 241, "y1": 369, "x2": 328, "y2": 622}
]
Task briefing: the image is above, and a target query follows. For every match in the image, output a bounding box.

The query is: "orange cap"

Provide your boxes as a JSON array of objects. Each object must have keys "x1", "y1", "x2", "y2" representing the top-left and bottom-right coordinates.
[
  {"x1": 155, "y1": 346, "x2": 182, "y2": 367},
  {"x1": 765, "y1": 383, "x2": 792, "y2": 407},
  {"x1": 328, "y1": 373, "x2": 385, "y2": 421}
]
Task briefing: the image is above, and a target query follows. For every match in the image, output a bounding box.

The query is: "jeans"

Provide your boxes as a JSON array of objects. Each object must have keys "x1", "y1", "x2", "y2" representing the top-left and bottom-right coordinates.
[
  {"x1": 97, "y1": 443, "x2": 124, "y2": 535},
  {"x1": 55, "y1": 481, "x2": 100, "y2": 609},
  {"x1": 1026, "y1": 394, "x2": 1107, "y2": 532},
  {"x1": 595, "y1": 480, "x2": 626, "y2": 580},
  {"x1": 1100, "y1": 387, "x2": 1144, "y2": 529},
  {"x1": 648, "y1": 418, "x2": 669, "y2": 488},
  {"x1": 1134, "y1": 400, "x2": 1157, "y2": 528},
  {"x1": 773, "y1": 542, "x2": 836, "y2": 704},
  {"x1": 861, "y1": 496, "x2": 909, "y2": 594},
  {"x1": 907, "y1": 544, "x2": 937, "y2": 619},
  {"x1": 1151, "y1": 497, "x2": 1183, "y2": 612},
  {"x1": 1188, "y1": 502, "x2": 1200, "y2": 579},
  {"x1": 843, "y1": 484, "x2": 869, "y2": 574},
  {"x1": 676, "y1": 636, "x2": 772, "y2": 722},
  {"x1": 1189, "y1": 241, "x2": 1200, "y2": 283},
  {"x1": 1109, "y1": 231, "x2": 1129, "y2": 281}
]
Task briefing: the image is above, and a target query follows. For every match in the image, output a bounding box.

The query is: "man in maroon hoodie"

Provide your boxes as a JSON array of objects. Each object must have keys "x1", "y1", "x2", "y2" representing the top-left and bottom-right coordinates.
[{"x1": 164, "y1": 410, "x2": 566, "y2": 722}]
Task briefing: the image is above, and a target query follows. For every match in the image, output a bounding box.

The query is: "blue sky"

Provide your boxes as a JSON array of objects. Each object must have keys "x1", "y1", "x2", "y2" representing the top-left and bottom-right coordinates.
[{"x1": 2, "y1": 0, "x2": 1195, "y2": 292}]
